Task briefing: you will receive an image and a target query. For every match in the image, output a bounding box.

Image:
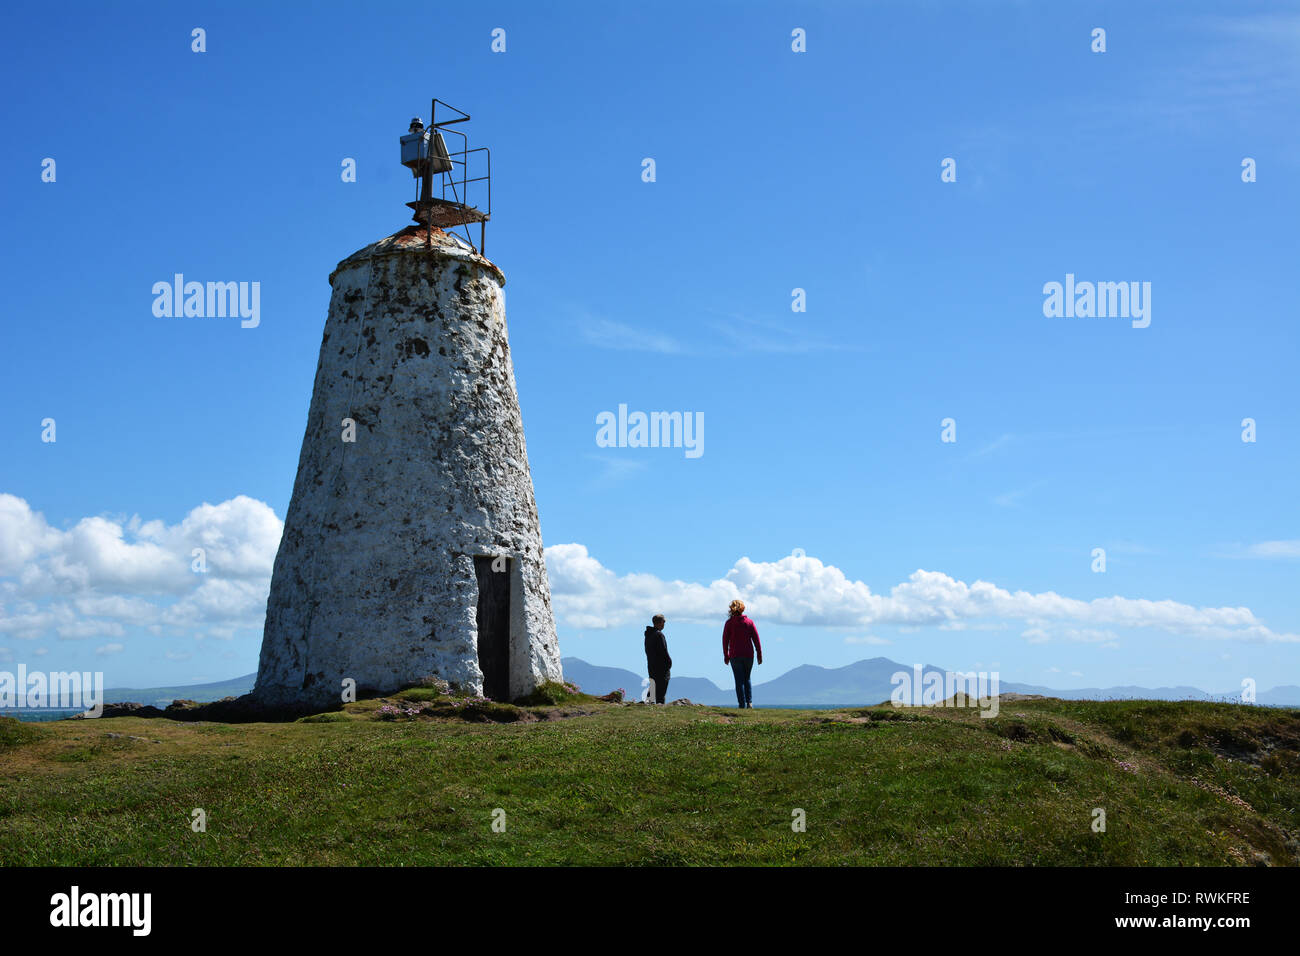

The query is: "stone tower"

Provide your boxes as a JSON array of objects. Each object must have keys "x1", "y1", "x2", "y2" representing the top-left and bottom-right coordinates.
[{"x1": 253, "y1": 222, "x2": 563, "y2": 710}]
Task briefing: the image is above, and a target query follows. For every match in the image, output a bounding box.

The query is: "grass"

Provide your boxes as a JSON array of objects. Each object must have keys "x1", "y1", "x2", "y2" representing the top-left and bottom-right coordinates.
[{"x1": 0, "y1": 697, "x2": 1296, "y2": 866}]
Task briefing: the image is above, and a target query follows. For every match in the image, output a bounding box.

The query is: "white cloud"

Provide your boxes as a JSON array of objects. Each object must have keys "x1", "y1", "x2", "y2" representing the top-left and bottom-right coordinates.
[
  {"x1": 3, "y1": 494, "x2": 279, "y2": 600},
  {"x1": 0, "y1": 495, "x2": 61, "y2": 575},
  {"x1": 1245, "y1": 540, "x2": 1300, "y2": 558},
  {"x1": 0, "y1": 494, "x2": 281, "y2": 650},
  {"x1": 6, "y1": 494, "x2": 1294, "y2": 656},
  {"x1": 95, "y1": 643, "x2": 124, "y2": 656},
  {"x1": 1061, "y1": 628, "x2": 1120, "y2": 644},
  {"x1": 545, "y1": 545, "x2": 1300, "y2": 643},
  {"x1": 57, "y1": 619, "x2": 126, "y2": 641}
]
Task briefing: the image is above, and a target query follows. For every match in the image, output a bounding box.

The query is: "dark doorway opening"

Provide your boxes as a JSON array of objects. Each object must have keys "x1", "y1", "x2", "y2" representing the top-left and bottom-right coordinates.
[{"x1": 474, "y1": 556, "x2": 511, "y2": 701}]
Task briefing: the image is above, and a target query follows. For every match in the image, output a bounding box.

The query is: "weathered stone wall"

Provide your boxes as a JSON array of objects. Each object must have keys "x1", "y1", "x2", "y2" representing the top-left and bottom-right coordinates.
[{"x1": 254, "y1": 226, "x2": 562, "y2": 710}]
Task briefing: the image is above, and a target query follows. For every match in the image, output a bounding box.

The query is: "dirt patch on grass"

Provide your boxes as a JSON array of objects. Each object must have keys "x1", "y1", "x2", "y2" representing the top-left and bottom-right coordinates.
[
  {"x1": 532, "y1": 706, "x2": 603, "y2": 721},
  {"x1": 810, "y1": 709, "x2": 934, "y2": 727}
]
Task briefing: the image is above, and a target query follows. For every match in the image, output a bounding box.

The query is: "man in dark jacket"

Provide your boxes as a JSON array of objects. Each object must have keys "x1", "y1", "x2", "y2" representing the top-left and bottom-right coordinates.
[{"x1": 644, "y1": 613, "x2": 672, "y2": 704}]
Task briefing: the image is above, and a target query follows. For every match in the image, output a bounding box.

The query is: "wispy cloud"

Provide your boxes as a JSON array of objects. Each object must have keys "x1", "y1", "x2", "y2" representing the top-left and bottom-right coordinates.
[
  {"x1": 572, "y1": 308, "x2": 854, "y2": 356},
  {"x1": 1237, "y1": 540, "x2": 1300, "y2": 559},
  {"x1": 583, "y1": 454, "x2": 649, "y2": 489},
  {"x1": 705, "y1": 310, "x2": 853, "y2": 355},
  {"x1": 1212, "y1": 539, "x2": 1300, "y2": 560},
  {"x1": 950, "y1": 12, "x2": 1300, "y2": 156},
  {"x1": 575, "y1": 316, "x2": 684, "y2": 354},
  {"x1": 1105, "y1": 540, "x2": 1160, "y2": 556},
  {"x1": 992, "y1": 483, "x2": 1041, "y2": 508},
  {"x1": 969, "y1": 433, "x2": 1015, "y2": 459},
  {"x1": 1113, "y1": 13, "x2": 1300, "y2": 130}
]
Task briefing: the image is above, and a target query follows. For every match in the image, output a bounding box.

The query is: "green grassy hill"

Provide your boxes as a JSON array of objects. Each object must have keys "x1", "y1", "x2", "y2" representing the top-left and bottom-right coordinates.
[{"x1": 1, "y1": 691, "x2": 1296, "y2": 866}]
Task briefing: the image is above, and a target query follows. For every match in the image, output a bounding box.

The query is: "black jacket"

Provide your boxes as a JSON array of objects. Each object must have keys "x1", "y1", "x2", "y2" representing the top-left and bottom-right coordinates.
[{"x1": 644, "y1": 626, "x2": 672, "y2": 675}]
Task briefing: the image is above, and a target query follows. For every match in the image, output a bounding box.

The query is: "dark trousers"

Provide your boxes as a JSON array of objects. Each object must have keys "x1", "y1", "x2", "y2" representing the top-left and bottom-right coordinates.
[
  {"x1": 730, "y1": 656, "x2": 754, "y2": 707},
  {"x1": 648, "y1": 672, "x2": 669, "y2": 704}
]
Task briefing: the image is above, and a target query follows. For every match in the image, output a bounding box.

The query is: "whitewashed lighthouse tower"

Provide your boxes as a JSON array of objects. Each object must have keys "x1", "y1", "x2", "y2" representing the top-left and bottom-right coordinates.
[{"x1": 254, "y1": 100, "x2": 562, "y2": 710}]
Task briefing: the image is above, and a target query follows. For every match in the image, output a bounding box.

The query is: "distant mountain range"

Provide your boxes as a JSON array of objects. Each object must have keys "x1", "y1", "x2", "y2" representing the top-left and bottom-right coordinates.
[
  {"x1": 100, "y1": 673, "x2": 258, "y2": 707},
  {"x1": 10, "y1": 659, "x2": 1298, "y2": 720},
  {"x1": 6, "y1": 673, "x2": 261, "y2": 721},
  {"x1": 560, "y1": 657, "x2": 1300, "y2": 708}
]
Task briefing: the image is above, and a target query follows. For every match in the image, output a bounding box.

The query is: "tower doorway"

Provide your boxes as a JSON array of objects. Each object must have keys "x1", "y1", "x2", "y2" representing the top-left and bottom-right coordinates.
[{"x1": 474, "y1": 555, "x2": 511, "y2": 700}]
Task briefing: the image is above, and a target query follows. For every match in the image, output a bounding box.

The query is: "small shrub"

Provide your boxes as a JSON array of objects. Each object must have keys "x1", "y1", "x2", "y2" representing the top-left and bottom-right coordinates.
[
  {"x1": 513, "y1": 680, "x2": 585, "y2": 707},
  {"x1": 1111, "y1": 722, "x2": 1139, "y2": 744},
  {"x1": 1210, "y1": 727, "x2": 1259, "y2": 757},
  {"x1": 408, "y1": 676, "x2": 452, "y2": 693},
  {"x1": 1168, "y1": 749, "x2": 1214, "y2": 774},
  {"x1": 455, "y1": 701, "x2": 525, "y2": 723},
  {"x1": 0, "y1": 717, "x2": 42, "y2": 750},
  {"x1": 375, "y1": 703, "x2": 424, "y2": 721},
  {"x1": 1075, "y1": 737, "x2": 1116, "y2": 761},
  {"x1": 1042, "y1": 761, "x2": 1071, "y2": 782},
  {"x1": 393, "y1": 687, "x2": 449, "y2": 703},
  {"x1": 854, "y1": 708, "x2": 932, "y2": 723},
  {"x1": 1261, "y1": 750, "x2": 1299, "y2": 777}
]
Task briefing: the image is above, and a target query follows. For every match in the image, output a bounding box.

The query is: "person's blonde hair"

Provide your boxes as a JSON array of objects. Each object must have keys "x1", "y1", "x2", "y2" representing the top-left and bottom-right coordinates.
[{"x1": 728, "y1": 599, "x2": 746, "y2": 616}]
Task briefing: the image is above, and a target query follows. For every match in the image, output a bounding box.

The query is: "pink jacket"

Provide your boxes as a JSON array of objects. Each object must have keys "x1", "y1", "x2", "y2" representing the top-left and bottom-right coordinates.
[{"x1": 723, "y1": 615, "x2": 762, "y2": 660}]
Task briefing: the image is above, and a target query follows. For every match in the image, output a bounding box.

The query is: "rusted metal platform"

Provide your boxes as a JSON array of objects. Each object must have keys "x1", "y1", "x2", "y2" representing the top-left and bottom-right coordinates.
[{"x1": 407, "y1": 198, "x2": 489, "y2": 228}]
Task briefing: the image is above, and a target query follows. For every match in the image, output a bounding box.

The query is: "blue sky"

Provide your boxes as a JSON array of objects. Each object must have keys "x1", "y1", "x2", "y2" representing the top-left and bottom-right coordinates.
[{"x1": 1, "y1": 0, "x2": 1296, "y2": 694}]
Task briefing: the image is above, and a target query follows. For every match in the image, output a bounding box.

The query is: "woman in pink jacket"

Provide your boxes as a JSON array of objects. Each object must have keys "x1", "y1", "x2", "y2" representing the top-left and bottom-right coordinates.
[{"x1": 722, "y1": 599, "x2": 763, "y2": 708}]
